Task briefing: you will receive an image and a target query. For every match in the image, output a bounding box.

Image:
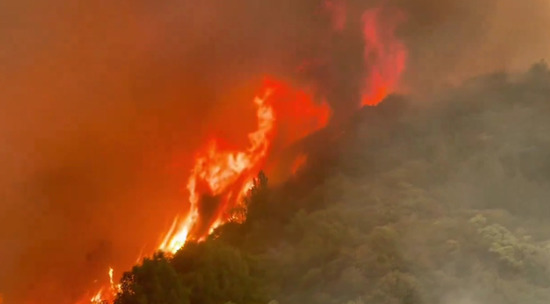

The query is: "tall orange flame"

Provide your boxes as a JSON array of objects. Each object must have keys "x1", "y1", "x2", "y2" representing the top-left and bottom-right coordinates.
[
  {"x1": 83, "y1": 77, "x2": 330, "y2": 304},
  {"x1": 158, "y1": 82, "x2": 277, "y2": 254},
  {"x1": 160, "y1": 77, "x2": 330, "y2": 253}
]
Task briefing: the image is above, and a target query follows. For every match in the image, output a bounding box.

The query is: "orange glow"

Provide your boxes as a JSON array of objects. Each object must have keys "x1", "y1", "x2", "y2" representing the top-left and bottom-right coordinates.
[
  {"x1": 75, "y1": 267, "x2": 120, "y2": 304},
  {"x1": 109, "y1": 268, "x2": 121, "y2": 295},
  {"x1": 291, "y1": 153, "x2": 308, "y2": 175},
  {"x1": 158, "y1": 81, "x2": 276, "y2": 253},
  {"x1": 265, "y1": 78, "x2": 331, "y2": 145},
  {"x1": 159, "y1": 77, "x2": 330, "y2": 253},
  {"x1": 69, "y1": 6, "x2": 408, "y2": 302},
  {"x1": 90, "y1": 289, "x2": 105, "y2": 304},
  {"x1": 82, "y1": 77, "x2": 330, "y2": 303},
  {"x1": 361, "y1": 7, "x2": 407, "y2": 106}
]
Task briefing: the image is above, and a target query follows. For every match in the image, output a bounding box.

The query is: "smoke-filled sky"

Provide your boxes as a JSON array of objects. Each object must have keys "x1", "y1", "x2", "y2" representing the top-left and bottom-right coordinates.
[{"x1": 1, "y1": 1, "x2": 550, "y2": 303}]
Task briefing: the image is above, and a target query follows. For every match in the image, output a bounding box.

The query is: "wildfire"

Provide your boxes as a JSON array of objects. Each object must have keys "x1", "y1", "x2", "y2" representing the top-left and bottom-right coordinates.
[
  {"x1": 109, "y1": 268, "x2": 121, "y2": 294},
  {"x1": 88, "y1": 267, "x2": 120, "y2": 304},
  {"x1": 84, "y1": 77, "x2": 330, "y2": 303},
  {"x1": 158, "y1": 81, "x2": 277, "y2": 253},
  {"x1": 90, "y1": 291, "x2": 103, "y2": 304},
  {"x1": 75, "y1": 4, "x2": 408, "y2": 304},
  {"x1": 361, "y1": 6, "x2": 407, "y2": 106},
  {"x1": 159, "y1": 78, "x2": 331, "y2": 253}
]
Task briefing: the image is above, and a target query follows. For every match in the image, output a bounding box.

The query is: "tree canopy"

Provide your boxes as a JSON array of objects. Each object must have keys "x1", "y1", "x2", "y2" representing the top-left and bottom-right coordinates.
[{"x1": 116, "y1": 64, "x2": 550, "y2": 304}]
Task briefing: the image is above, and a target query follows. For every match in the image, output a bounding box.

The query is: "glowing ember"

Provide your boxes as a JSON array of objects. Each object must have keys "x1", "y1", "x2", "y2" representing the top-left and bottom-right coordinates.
[{"x1": 361, "y1": 6, "x2": 407, "y2": 106}]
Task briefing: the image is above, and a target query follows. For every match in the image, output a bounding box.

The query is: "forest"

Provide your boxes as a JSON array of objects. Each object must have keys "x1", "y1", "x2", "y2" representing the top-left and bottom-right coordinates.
[{"x1": 114, "y1": 63, "x2": 550, "y2": 304}]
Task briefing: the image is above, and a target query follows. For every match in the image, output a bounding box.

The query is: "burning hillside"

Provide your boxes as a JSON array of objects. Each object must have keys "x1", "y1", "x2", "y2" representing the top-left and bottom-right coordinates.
[
  {"x1": 77, "y1": 77, "x2": 333, "y2": 304},
  {"x1": 158, "y1": 78, "x2": 331, "y2": 254},
  {"x1": 97, "y1": 63, "x2": 550, "y2": 304},
  {"x1": 79, "y1": 5, "x2": 405, "y2": 300},
  {"x1": 2, "y1": 1, "x2": 550, "y2": 304},
  {"x1": 62, "y1": 3, "x2": 411, "y2": 303}
]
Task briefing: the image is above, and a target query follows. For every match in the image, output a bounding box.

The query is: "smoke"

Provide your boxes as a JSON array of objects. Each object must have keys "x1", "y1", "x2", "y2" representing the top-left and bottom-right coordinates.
[
  {"x1": 397, "y1": 0, "x2": 550, "y2": 94},
  {"x1": 0, "y1": 0, "x2": 549, "y2": 303},
  {"x1": 258, "y1": 63, "x2": 550, "y2": 304}
]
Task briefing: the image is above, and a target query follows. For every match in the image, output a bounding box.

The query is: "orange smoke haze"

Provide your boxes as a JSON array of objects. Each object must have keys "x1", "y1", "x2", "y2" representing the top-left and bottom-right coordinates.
[
  {"x1": 361, "y1": 6, "x2": 407, "y2": 106},
  {"x1": 2, "y1": 1, "x2": 549, "y2": 304},
  {"x1": 291, "y1": 153, "x2": 309, "y2": 175},
  {"x1": 324, "y1": 0, "x2": 347, "y2": 31}
]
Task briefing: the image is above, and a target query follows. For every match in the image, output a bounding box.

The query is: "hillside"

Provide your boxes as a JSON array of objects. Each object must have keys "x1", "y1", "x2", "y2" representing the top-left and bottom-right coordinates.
[{"x1": 115, "y1": 63, "x2": 550, "y2": 304}]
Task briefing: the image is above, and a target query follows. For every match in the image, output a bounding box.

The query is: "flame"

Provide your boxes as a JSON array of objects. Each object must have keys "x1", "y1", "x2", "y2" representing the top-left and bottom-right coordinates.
[
  {"x1": 81, "y1": 77, "x2": 330, "y2": 304},
  {"x1": 159, "y1": 78, "x2": 330, "y2": 254},
  {"x1": 108, "y1": 268, "x2": 114, "y2": 289},
  {"x1": 361, "y1": 6, "x2": 407, "y2": 106},
  {"x1": 158, "y1": 82, "x2": 277, "y2": 253},
  {"x1": 90, "y1": 291, "x2": 102, "y2": 303},
  {"x1": 82, "y1": 267, "x2": 121, "y2": 304},
  {"x1": 158, "y1": 213, "x2": 194, "y2": 254},
  {"x1": 67, "y1": 5, "x2": 407, "y2": 303},
  {"x1": 74, "y1": 7, "x2": 407, "y2": 297},
  {"x1": 109, "y1": 268, "x2": 121, "y2": 294}
]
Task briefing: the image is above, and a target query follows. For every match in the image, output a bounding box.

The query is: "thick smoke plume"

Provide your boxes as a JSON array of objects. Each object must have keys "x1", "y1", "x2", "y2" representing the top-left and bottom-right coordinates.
[{"x1": 0, "y1": 0, "x2": 549, "y2": 303}]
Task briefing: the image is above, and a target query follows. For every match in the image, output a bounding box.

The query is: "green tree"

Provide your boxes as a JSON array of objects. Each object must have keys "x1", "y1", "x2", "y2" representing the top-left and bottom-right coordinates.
[
  {"x1": 215, "y1": 171, "x2": 271, "y2": 248},
  {"x1": 115, "y1": 252, "x2": 189, "y2": 304},
  {"x1": 171, "y1": 240, "x2": 266, "y2": 304}
]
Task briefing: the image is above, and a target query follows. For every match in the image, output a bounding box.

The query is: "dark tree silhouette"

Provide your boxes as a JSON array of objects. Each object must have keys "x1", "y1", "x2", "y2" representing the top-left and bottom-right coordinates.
[{"x1": 114, "y1": 252, "x2": 189, "y2": 304}]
